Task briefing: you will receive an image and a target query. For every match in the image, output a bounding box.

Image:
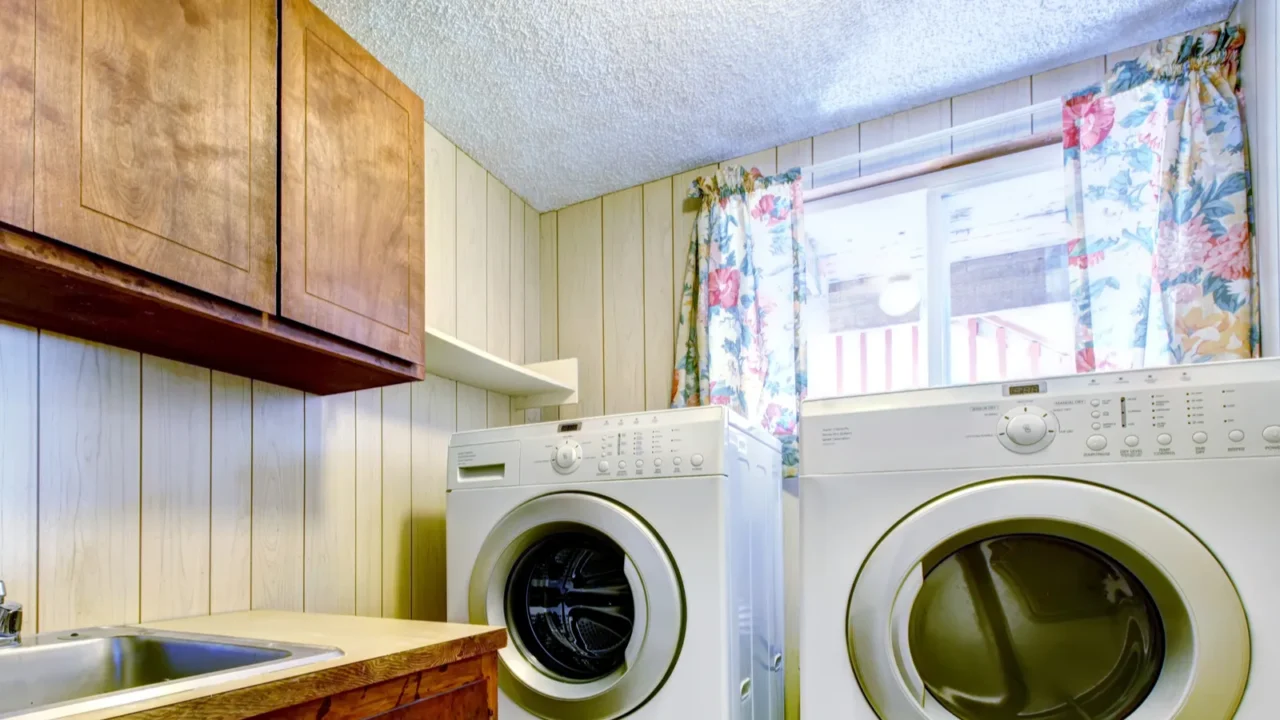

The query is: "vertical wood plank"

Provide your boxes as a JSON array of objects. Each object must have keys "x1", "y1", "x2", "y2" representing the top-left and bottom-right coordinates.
[
  {"x1": 251, "y1": 381, "x2": 305, "y2": 612},
  {"x1": 38, "y1": 333, "x2": 141, "y2": 631},
  {"x1": 1031, "y1": 57, "x2": 1106, "y2": 131},
  {"x1": 777, "y1": 138, "x2": 813, "y2": 179},
  {"x1": 455, "y1": 153, "x2": 488, "y2": 348},
  {"x1": 457, "y1": 384, "x2": 488, "y2": 431},
  {"x1": 671, "y1": 165, "x2": 715, "y2": 329},
  {"x1": 140, "y1": 356, "x2": 211, "y2": 622},
  {"x1": 487, "y1": 392, "x2": 511, "y2": 428},
  {"x1": 812, "y1": 125, "x2": 860, "y2": 187},
  {"x1": 722, "y1": 147, "x2": 777, "y2": 175},
  {"x1": 0, "y1": 0, "x2": 35, "y2": 229},
  {"x1": 951, "y1": 78, "x2": 1032, "y2": 153},
  {"x1": 524, "y1": 204, "x2": 541, "y2": 363},
  {"x1": 859, "y1": 100, "x2": 951, "y2": 175},
  {"x1": 1106, "y1": 42, "x2": 1151, "y2": 68},
  {"x1": 411, "y1": 375, "x2": 455, "y2": 621},
  {"x1": 303, "y1": 392, "x2": 357, "y2": 615},
  {"x1": 381, "y1": 383, "x2": 413, "y2": 619},
  {"x1": 424, "y1": 124, "x2": 457, "y2": 333},
  {"x1": 557, "y1": 199, "x2": 605, "y2": 419},
  {"x1": 524, "y1": 203, "x2": 542, "y2": 423},
  {"x1": 642, "y1": 178, "x2": 674, "y2": 410},
  {"x1": 210, "y1": 371, "x2": 252, "y2": 615},
  {"x1": 510, "y1": 198, "x2": 526, "y2": 366},
  {"x1": 354, "y1": 388, "x2": 382, "y2": 617},
  {"x1": 0, "y1": 321, "x2": 37, "y2": 631},
  {"x1": 486, "y1": 176, "x2": 512, "y2": 359},
  {"x1": 539, "y1": 212, "x2": 560, "y2": 422},
  {"x1": 602, "y1": 187, "x2": 645, "y2": 414}
]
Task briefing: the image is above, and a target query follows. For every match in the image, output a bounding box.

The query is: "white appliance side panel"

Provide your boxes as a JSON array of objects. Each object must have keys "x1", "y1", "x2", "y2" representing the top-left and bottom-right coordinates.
[{"x1": 798, "y1": 459, "x2": 1280, "y2": 719}]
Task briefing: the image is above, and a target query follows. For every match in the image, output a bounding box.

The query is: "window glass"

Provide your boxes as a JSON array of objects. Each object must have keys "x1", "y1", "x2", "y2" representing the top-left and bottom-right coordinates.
[
  {"x1": 807, "y1": 190, "x2": 926, "y2": 398},
  {"x1": 944, "y1": 167, "x2": 1074, "y2": 384},
  {"x1": 506, "y1": 531, "x2": 635, "y2": 681},
  {"x1": 908, "y1": 534, "x2": 1164, "y2": 719}
]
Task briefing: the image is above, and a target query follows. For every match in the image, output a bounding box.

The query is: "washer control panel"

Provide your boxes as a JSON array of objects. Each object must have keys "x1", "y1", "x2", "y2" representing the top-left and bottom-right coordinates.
[
  {"x1": 802, "y1": 359, "x2": 1280, "y2": 473},
  {"x1": 447, "y1": 406, "x2": 747, "y2": 488}
]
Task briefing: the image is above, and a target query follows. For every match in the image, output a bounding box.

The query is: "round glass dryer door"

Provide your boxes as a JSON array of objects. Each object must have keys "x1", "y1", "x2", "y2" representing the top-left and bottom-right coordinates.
[
  {"x1": 848, "y1": 478, "x2": 1250, "y2": 720},
  {"x1": 470, "y1": 493, "x2": 684, "y2": 720}
]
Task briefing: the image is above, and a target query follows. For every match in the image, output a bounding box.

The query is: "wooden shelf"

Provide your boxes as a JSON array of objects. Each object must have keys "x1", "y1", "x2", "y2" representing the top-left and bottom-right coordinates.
[{"x1": 424, "y1": 327, "x2": 578, "y2": 409}]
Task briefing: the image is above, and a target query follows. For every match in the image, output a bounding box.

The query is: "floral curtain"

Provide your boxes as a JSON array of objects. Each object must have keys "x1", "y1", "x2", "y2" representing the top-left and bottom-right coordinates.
[
  {"x1": 1064, "y1": 22, "x2": 1258, "y2": 372},
  {"x1": 671, "y1": 167, "x2": 808, "y2": 475}
]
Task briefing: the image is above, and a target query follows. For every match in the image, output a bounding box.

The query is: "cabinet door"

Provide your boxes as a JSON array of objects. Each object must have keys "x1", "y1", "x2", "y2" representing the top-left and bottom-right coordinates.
[
  {"x1": 32, "y1": 0, "x2": 278, "y2": 312},
  {"x1": 0, "y1": 0, "x2": 35, "y2": 230},
  {"x1": 279, "y1": 0, "x2": 425, "y2": 365}
]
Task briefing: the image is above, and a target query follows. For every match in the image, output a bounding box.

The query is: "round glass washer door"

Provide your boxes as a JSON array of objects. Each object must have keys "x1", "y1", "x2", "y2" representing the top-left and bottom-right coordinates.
[
  {"x1": 848, "y1": 478, "x2": 1250, "y2": 720},
  {"x1": 470, "y1": 493, "x2": 684, "y2": 720}
]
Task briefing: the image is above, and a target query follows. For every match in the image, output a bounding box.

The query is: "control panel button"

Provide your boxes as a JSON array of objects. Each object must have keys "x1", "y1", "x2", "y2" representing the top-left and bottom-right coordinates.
[
  {"x1": 691, "y1": 453, "x2": 704, "y2": 467},
  {"x1": 1264, "y1": 426, "x2": 1280, "y2": 443},
  {"x1": 673, "y1": 456, "x2": 682, "y2": 466},
  {"x1": 1090, "y1": 399, "x2": 1100, "y2": 407},
  {"x1": 635, "y1": 459, "x2": 643, "y2": 468},
  {"x1": 1192, "y1": 431, "x2": 1208, "y2": 444},
  {"x1": 1086, "y1": 435, "x2": 1108, "y2": 451},
  {"x1": 1124, "y1": 435, "x2": 1139, "y2": 447},
  {"x1": 597, "y1": 460, "x2": 609, "y2": 472},
  {"x1": 654, "y1": 458, "x2": 662, "y2": 466},
  {"x1": 1006, "y1": 414, "x2": 1047, "y2": 446},
  {"x1": 1157, "y1": 433, "x2": 1172, "y2": 446},
  {"x1": 552, "y1": 441, "x2": 582, "y2": 473},
  {"x1": 1091, "y1": 423, "x2": 1101, "y2": 430},
  {"x1": 1091, "y1": 410, "x2": 1101, "y2": 419},
  {"x1": 997, "y1": 406, "x2": 1057, "y2": 454},
  {"x1": 1228, "y1": 429, "x2": 1245, "y2": 443}
]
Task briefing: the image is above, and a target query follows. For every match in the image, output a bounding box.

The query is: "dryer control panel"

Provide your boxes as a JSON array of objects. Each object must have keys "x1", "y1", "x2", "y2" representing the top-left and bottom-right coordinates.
[
  {"x1": 801, "y1": 358, "x2": 1280, "y2": 474},
  {"x1": 446, "y1": 406, "x2": 777, "y2": 489}
]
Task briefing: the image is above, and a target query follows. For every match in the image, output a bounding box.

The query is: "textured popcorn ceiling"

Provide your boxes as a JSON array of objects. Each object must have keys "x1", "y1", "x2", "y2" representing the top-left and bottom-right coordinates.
[{"x1": 313, "y1": 0, "x2": 1235, "y2": 211}]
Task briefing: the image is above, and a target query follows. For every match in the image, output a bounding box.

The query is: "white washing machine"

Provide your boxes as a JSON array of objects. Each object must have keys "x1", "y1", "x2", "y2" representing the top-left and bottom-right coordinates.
[
  {"x1": 447, "y1": 406, "x2": 785, "y2": 720},
  {"x1": 799, "y1": 359, "x2": 1279, "y2": 719}
]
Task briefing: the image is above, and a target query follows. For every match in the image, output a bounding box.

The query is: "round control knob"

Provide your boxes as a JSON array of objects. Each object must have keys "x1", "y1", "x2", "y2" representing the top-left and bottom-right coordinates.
[
  {"x1": 691, "y1": 453, "x2": 704, "y2": 467},
  {"x1": 1006, "y1": 414, "x2": 1047, "y2": 446},
  {"x1": 552, "y1": 441, "x2": 582, "y2": 473},
  {"x1": 1157, "y1": 433, "x2": 1172, "y2": 446},
  {"x1": 1124, "y1": 435, "x2": 1139, "y2": 447},
  {"x1": 1086, "y1": 435, "x2": 1108, "y2": 451},
  {"x1": 997, "y1": 406, "x2": 1057, "y2": 454},
  {"x1": 1264, "y1": 426, "x2": 1280, "y2": 443},
  {"x1": 597, "y1": 460, "x2": 609, "y2": 472},
  {"x1": 1229, "y1": 429, "x2": 1245, "y2": 443},
  {"x1": 1192, "y1": 431, "x2": 1208, "y2": 444}
]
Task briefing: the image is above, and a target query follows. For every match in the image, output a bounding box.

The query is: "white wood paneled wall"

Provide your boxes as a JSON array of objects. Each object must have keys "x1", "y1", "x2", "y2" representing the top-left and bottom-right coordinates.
[
  {"x1": 0, "y1": 120, "x2": 543, "y2": 633},
  {"x1": 536, "y1": 45, "x2": 1168, "y2": 420}
]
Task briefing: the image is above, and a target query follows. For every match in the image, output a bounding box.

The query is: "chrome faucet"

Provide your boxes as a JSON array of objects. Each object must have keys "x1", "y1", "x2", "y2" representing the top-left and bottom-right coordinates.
[{"x1": 0, "y1": 580, "x2": 22, "y2": 644}]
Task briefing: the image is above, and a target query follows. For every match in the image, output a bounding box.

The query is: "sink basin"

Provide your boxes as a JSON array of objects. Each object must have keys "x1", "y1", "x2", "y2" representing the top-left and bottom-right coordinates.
[{"x1": 0, "y1": 626, "x2": 342, "y2": 719}]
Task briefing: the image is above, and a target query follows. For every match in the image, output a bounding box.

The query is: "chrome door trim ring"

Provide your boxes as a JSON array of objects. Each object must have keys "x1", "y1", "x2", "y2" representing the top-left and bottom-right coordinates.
[
  {"x1": 847, "y1": 477, "x2": 1250, "y2": 720},
  {"x1": 469, "y1": 492, "x2": 685, "y2": 720}
]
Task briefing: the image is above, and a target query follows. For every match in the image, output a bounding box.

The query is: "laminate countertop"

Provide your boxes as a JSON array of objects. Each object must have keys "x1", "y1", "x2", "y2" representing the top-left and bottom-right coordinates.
[{"x1": 60, "y1": 611, "x2": 507, "y2": 719}]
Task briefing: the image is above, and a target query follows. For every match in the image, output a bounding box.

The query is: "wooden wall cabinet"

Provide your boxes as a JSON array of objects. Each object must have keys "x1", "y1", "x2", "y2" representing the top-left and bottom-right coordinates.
[
  {"x1": 280, "y1": 0, "x2": 426, "y2": 366},
  {"x1": 0, "y1": 0, "x2": 427, "y2": 392}
]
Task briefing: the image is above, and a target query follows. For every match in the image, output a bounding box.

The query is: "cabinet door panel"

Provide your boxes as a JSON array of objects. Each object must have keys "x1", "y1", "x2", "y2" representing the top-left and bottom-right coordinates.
[
  {"x1": 0, "y1": 0, "x2": 35, "y2": 230},
  {"x1": 33, "y1": 0, "x2": 277, "y2": 311},
  {"x1": 280, "y1": 0, "x2": 424, "y2": 364}
]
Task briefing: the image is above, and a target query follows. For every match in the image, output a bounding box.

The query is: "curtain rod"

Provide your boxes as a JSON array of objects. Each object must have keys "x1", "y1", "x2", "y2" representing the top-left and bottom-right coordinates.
[
  {"x1": 799, "y1": 99, "x2": 1063, "y2": 181},
  {"x1": 803, "y1": 129, "x2": 1063, "y2": 203}
]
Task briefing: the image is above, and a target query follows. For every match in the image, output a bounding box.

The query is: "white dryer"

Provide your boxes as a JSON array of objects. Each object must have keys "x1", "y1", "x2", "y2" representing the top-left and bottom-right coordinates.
[
  {"x1": 447, "y1": 406, "x2": 785, "y2": 720},
  {"x1": 799, "y1": 360, "x2": 1278, "y2": 719}
]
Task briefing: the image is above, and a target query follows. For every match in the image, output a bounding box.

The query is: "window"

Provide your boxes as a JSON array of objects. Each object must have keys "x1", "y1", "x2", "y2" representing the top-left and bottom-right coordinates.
[{"x1": 807, "y1": 145, "x2": 1085, "y2": 399}]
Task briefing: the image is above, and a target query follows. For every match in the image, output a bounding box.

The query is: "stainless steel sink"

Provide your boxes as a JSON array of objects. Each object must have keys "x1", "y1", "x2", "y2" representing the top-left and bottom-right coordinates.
[{"x1": 0, "y1": 626, "x2": 342, "y2": 719}]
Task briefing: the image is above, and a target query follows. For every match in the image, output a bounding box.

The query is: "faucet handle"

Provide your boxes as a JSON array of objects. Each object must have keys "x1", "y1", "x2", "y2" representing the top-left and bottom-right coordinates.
[{"x1": 0, "y1": 580, "x2": 6, "y2": 604}]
